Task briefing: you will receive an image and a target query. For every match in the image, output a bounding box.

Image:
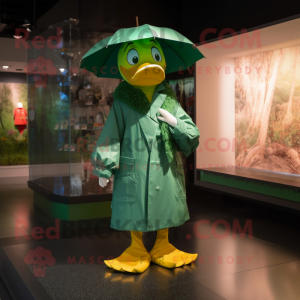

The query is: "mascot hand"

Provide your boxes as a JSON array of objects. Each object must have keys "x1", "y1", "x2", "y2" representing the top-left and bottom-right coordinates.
[
  {"x1": 157, "y1": 108, "x2": 177, "y2": 127},
  {"x1": 99, "y1": 177, "x2": 109, "y2": 187}
]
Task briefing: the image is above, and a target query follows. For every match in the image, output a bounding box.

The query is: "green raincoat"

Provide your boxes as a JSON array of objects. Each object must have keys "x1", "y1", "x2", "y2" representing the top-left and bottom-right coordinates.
[{"x1": 91, "y1": 81, "x2": 200, "y2": 232}]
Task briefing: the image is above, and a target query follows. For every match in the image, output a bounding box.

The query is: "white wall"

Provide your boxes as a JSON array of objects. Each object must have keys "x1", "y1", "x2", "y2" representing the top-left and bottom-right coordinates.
[
  {"x1": 0, "y1": 37, "x2": 27, "y2": 73},
  {"x1": 195, "y1": 50, "x2": 235, "y2": 170}
]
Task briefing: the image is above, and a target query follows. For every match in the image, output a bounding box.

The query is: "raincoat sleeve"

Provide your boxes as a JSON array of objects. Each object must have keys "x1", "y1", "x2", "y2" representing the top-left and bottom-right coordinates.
[
  {"x1": 169, "y1": 105, "x2": 200, "y2": 157},
  {"x1": 91, "y1": 99, "x2": 124, "y2": 179}
]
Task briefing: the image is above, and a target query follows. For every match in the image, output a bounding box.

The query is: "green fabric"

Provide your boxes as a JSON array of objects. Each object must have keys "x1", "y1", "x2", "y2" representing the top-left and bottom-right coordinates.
[
  {"x1": 114, "y1": 80, "x2": 178, "y2": 163},
  {"x1": 91, "y1": 81, "x2": 200, "y2": 232},
  {"x1": 80, "y1": 24, "x2": 204, "y2": 78}
]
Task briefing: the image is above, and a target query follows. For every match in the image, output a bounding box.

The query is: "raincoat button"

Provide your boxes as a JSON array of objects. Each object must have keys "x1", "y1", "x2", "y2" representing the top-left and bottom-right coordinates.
[{"x1": 155, "y1": 186, "x2": 160, "y2": 191}]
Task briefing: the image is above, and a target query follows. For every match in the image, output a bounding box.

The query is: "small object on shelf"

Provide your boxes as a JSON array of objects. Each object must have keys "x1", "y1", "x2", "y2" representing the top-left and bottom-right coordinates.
[
  {"x1": 88, "y1": 116, "x2": 94, "y2": 129},
  {"x1": 54, "y1": 123, "x2": 59, "y2": 130},
  {"x1": 93, "y1": 85, "x2": 102, "y2": 105},
  {"x1": 70, "y1": 144, "x2": 76, "y2": 151},
  {"x1": 58, "y1": 145, "x2": 63, "y2": 151},
  {"x1": 81, "y1": 117, "x2": 87, "y2": 129},
  {"x1": 63, "y1": 143, "x2": 69, "y2": 151},
  {"x1": 93, "y1": 123, "x2": 103, "y2": 129},
  {"x1": 107, "y1": 92, "x2": 114, "y2": 106},
  {"x1": 79, "y1": 88, "x2": 87, "y2": 103},
  {"x1": 74, "y1": 117, "x2": 80, "y2": 129},
  {"x1": 70, "y1": 115, "x2": 75, "y2": 127},
  {"x1": 70, "y1": 174, "x2": 82, "y2": 196},
  {"x1": 93, "y1": 112, "x2": 104, "y2": 129},
  {"x1": 85, "y1": 95, "x2": 93, "y2": 105},
  {"x1": 63, "y1": 120, "x2": 68, "y2": 130},
  {"x1": 85, "y1": 84, "x2": 94, "y2": 105}
]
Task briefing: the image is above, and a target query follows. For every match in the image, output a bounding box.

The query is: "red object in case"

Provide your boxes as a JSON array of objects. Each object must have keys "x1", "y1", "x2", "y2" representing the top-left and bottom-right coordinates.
[{"x1": 14, "y1": 108, "x2": 27, "y2": 125}]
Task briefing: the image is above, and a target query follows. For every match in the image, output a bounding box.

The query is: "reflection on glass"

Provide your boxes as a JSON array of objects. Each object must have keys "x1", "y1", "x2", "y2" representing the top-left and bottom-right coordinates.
[{"x1": 27, "y1": 21, "x2": 120, "y2": 197}]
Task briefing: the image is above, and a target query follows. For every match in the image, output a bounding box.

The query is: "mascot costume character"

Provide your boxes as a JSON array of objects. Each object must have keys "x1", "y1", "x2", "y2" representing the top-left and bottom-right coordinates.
[{"x1": 80, "y1": 23, "x2": 204, "y2": 273}]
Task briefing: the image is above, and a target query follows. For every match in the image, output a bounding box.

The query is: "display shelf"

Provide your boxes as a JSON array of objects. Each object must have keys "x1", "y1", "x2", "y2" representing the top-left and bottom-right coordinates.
[
  {"x1": 71, "y1": 103, "x2": 100, "y2": 108},
  {"x1": 71, "y1": 128, "x2": 102, "y2": 131}
]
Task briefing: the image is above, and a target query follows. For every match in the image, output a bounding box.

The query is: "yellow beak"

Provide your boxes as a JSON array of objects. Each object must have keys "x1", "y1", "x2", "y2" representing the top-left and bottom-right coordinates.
[{"x1": 129, "y1": 63, "x2": 165, "y2": 86}]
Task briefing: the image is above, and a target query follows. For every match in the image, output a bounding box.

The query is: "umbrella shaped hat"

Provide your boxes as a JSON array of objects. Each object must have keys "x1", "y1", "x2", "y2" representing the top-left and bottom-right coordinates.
[{"x1": 80, "y1": 24, "x2": 204, "y2": 78}]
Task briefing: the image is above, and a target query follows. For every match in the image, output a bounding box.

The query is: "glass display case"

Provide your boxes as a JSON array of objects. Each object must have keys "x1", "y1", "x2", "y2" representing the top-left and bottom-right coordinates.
[
  {"x1": 194, "y1": 17, "x2": 300, "y2": 204},
  {"x1": 26, "y1": 19, "x2": 120, "y2": 220}
]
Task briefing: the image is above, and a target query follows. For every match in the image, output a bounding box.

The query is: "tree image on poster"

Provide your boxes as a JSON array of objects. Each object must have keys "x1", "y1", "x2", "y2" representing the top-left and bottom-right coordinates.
[
  {"x1": 0, "y1": 83, "x2": 28, "y2": 165},
  {"x1": 0, "y1": 84, "x2": 13, "y2": 129},
  {"x1": 235, "y1": 45, "x2": 300, "y2": 174}
]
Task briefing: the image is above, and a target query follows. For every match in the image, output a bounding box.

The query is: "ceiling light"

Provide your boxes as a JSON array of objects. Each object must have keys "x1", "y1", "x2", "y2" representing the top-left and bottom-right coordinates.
[
  {"x1": 13, "y1": 35, "x2": 22, "y2": 39},
  {"x1": 22, "y1": 23, "x2": 31, "y2": 32},
  {"x1": 59, "y1": 68, "x2": 65, "y2": 73},
  {"x1": 2, "y1": 66, "x2": 9, "y2": 70},
  {"x1": 65, "y1": 18, "x2": 79, "y2": 26}
]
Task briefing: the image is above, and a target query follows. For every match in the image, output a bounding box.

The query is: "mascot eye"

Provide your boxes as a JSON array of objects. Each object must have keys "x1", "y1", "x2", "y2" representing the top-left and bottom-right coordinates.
[
  {"x1": 151, "y1": 47, "x2": 162, "y2": 62},
  {"x1": 127, "y1": 49, "x2": 139, "y2": 65}
]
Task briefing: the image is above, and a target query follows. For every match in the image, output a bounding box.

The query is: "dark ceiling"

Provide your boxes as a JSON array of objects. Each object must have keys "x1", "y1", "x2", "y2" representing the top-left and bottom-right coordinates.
[
  {"x1": 0, "y1": 0, "x2": 300, "y2": 43},
  {"x1": 0, "y1": 0, "x2": 60, "y2": 38}
]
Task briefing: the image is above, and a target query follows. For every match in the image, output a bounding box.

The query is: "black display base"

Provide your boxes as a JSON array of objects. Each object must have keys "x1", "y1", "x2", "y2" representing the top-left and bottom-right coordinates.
[
  {"x1": 28, "y1": 178, "x2": 112, "y2": 204},
  {"x1": 27, "y1": 179, "x2": 112, "y2": 221}
]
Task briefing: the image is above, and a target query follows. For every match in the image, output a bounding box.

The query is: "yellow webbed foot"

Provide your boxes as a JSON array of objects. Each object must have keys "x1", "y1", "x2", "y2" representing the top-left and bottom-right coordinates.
[
  {"x1": 104, "y1": 249, "x2": 151, "y2": 273},
  {"x1": 150, "y1": 243, "x2": 198, "y2": 268},
  {"x1": 150, "y1": 228, "x2": 198, "y2": 268},
  {"x1": 104, "y1": 231, "x2": 151, "y2": 273}
]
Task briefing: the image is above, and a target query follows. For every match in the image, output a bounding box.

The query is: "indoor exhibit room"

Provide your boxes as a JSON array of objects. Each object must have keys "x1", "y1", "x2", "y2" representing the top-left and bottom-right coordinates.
[{"x1": 0, "y1": 1, "x2": 300, "y2": 300}]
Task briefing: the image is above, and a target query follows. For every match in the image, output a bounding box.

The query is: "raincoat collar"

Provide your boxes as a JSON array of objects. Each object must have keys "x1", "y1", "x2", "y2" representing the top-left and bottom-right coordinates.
[{"x1": 113, "y1": 80, "x2": 168, "y2": 122}]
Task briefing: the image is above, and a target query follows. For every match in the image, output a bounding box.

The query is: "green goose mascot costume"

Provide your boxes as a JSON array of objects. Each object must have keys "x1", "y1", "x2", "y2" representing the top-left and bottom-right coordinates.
[{"x1": 81, "y1": 24, "x2": 204, "y2": 273}]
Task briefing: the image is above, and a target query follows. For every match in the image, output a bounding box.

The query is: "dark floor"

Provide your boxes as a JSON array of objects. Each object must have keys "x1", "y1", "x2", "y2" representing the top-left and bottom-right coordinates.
[{"x1": 0, "y1": 177, "x2": 300, "y2": 300}]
